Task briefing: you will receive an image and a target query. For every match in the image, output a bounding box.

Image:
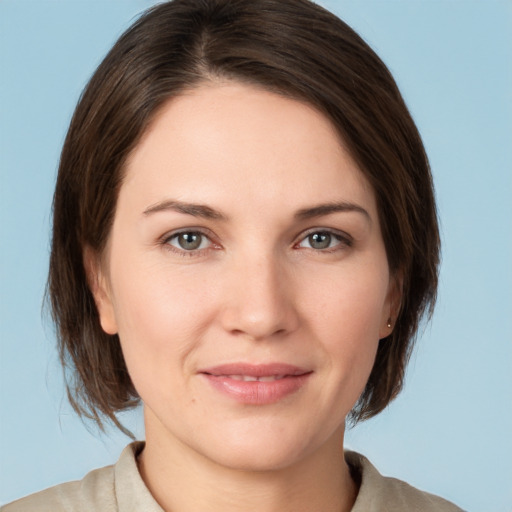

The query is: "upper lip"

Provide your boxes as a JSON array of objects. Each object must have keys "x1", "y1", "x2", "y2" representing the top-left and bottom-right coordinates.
[{"x1": 199, "y1": 363, "x2": 311, "y2": 377}]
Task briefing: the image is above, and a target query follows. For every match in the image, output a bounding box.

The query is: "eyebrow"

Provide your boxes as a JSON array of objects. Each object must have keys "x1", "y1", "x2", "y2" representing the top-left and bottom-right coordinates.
[
  {"x1": 143, "y1": 199, "x2": 227, "y2": 220},
  {"x1": 295, "y1": 201, "x2": 371, "y2": 223},
  {"x1": 143, "y1": 199, "x2": 370, "y2": 223}
]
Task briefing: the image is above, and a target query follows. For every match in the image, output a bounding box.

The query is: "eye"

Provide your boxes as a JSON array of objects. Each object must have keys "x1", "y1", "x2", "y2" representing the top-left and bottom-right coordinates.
[
  {"x1": 166, "y1": 231, "x2": 211, "y2": 251},
  {"x1": 296, "y1": 230, "x2": 351, "y2": 251}
]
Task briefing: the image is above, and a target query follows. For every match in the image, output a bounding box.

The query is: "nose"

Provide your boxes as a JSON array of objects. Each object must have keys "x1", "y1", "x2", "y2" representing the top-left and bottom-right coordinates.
[{"x1": 219, "y1": 252, "x2": 299, "y2": 341}]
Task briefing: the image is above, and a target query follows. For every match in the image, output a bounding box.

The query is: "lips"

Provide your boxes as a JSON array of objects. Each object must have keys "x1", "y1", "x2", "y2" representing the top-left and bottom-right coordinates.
[{"x1": 199, "y1": 363, "x2": 312, "y2": 405}]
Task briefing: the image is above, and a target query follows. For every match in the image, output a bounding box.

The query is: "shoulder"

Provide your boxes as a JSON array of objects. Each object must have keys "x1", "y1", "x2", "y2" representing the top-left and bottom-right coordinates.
[
  {"x1": 2, "y1": 442, "x2": 160, "y2": 512},
  {"x1": 1, "y1": 442, "x2": 153, "y2": 512},
  {"x1": 346, "y1": 451, "x2": 465, "y2": 512},
  {"x1": 1, "y1": 464, "x2": 116, "y2": 512}
]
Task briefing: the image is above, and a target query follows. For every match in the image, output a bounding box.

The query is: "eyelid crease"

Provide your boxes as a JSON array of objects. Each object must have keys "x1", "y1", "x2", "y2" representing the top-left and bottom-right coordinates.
[
  {"x1": 296, "y1": 227, "x2": 353, "y2": 241},
  {"x1": 160, "y1": 226, "x2": 215, "y2": 242}
]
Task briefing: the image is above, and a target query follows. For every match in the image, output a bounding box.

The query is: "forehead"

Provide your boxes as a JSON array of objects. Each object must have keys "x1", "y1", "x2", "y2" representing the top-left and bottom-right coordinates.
[{"x1": 121, "y1": 81, "x2": 376, "y2": 219}]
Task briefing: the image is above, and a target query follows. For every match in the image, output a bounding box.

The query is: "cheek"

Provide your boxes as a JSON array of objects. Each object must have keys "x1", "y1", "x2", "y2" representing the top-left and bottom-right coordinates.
[
  {"x1": 302, "y1": 262, "x2": 388, "y2": 384},
  {"x1": 306, "y1": 262, "x2": 389, "y2": 340},
  {"x1": 108, "y1": 261, "x2": 216, "y2": 391}
]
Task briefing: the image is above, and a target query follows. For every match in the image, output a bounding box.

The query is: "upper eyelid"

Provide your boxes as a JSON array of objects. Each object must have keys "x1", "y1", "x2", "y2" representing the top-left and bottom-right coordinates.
[
  {"x1": 161, "y1": 227, "x2": 215, "y2": 243},
  {"x1": 295, "y1": 227, "x2": 352, "y2": 243}
]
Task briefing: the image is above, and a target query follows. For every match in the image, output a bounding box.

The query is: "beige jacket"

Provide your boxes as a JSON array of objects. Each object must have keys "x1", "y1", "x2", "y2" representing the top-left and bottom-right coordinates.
[{"x1": 2, "y1": 442, "x2": 463, "y2": 511}]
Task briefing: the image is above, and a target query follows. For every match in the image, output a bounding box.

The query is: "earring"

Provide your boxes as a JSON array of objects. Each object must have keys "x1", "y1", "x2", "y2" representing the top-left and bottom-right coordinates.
[{"x1": 387, "y1": 317, "x2": 392, "y2": 329}]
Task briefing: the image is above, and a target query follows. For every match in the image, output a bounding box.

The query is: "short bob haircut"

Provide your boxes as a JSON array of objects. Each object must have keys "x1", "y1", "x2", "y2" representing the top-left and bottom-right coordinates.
[{"x1": 48, "y1": 0, "x2": 440, "y2": 433}]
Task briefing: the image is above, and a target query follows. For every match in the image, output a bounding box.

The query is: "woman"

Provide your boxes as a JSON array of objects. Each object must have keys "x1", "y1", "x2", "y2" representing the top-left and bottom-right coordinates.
[{"x1": 4, "y1": 0, "x2": 463, "y2": 510}]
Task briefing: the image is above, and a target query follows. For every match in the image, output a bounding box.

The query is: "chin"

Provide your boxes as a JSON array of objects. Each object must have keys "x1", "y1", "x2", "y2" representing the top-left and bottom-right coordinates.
[
  {"x1": 205, "y1": 440, "x2": 308, "y2": 473},
  {"x1": 191, "y1": 417, "x2": 341, "y2": 473}
]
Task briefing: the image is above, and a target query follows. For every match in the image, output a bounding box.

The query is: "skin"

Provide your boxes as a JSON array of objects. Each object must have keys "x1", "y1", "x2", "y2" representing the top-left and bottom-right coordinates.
[{"x1": 88, "y1": 82, "x2": 400, "y2": 512}]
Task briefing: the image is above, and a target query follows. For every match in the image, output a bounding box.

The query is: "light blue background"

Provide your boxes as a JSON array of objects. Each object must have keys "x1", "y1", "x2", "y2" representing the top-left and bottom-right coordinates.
[{"x1": 1, "y1": 1, "x2": 511, "y2": 510}]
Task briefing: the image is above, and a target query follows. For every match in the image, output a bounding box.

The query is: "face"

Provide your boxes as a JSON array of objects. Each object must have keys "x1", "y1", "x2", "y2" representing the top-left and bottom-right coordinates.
[{"x1": 91, "y1": 82, "x2": 399, "y2": 471}]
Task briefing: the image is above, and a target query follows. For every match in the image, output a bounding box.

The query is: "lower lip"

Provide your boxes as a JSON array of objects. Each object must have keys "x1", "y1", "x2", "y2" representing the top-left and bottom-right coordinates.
[{"x1": 202, "y1": 374, "x2": 311, "y2": 405}]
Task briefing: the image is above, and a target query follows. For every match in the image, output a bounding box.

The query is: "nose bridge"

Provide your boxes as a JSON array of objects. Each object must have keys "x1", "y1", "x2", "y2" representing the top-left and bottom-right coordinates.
[{"x1": 221, "y1": 247, "x2": 298, "y2": 340}]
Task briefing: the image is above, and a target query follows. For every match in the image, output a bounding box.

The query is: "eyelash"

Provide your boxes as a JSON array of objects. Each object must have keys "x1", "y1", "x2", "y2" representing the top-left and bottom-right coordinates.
[
  {"x1": 160, "y1": 228, "x2": 352, "y2": 257},
  {"x1": 294, "y1": 228, "x2": 353, "y2": 253},
  {"x1": 160, "y1": 229, "x2": 219, "y2": 257}
]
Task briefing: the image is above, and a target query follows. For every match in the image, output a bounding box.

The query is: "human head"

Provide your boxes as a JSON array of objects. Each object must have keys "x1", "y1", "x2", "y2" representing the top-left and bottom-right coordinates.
[{"x1": 48, "y1": 0, "x2": 439, "y2": 432}]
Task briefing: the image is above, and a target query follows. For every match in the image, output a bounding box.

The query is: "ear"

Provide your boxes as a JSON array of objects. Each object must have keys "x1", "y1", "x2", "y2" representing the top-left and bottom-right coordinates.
[
  {"x1": 83, "y1": 246, "x2": 118, "y2": 335},
  {"x1": 379, "y1": 270, "x2": 403, "y2": 339}
]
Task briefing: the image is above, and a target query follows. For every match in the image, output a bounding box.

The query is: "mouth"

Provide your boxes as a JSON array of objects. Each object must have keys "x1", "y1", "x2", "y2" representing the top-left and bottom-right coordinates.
[
  {"x1": 199, "y1": 363, "x2": 312, "y2": 405},
  {"x1": 220, "y1": 374, "x2": 288, "y2": 382}
]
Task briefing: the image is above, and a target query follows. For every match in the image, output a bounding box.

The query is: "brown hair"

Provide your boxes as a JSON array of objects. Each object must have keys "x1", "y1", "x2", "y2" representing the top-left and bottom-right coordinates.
[{"x1": 48, "y1": 0, "x2": 440, "y2": 432}]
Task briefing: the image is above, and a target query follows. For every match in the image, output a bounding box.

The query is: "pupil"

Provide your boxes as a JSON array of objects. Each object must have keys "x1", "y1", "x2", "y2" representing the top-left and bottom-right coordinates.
[
  {"x1": 309, "y1": 232, "x2": 331, "y2": 249},
  {"x1": 179, "y1": 232, "x2": 201, "y2": 250}
]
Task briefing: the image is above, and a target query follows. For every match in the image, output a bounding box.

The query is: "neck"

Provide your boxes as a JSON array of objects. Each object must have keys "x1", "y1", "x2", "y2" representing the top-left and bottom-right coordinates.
[{"x1": 138, "y1": 411, "x2": 357, "y2": 512}]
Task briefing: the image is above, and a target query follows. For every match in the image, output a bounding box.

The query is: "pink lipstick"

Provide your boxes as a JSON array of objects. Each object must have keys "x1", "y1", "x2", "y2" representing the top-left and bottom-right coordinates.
[{"x1": 199, "y1": 363, "x2": 312, "y2": 405}]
